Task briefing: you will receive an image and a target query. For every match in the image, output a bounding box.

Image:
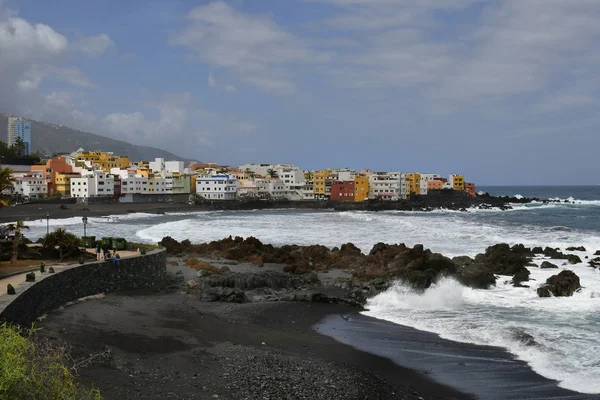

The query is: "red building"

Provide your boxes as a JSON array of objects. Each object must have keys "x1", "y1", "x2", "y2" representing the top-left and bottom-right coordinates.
[
  {"x1": 331, "y1": 181, "x2": 355, "y2": 201},
  {"x1": 465, "y1": 182, "x2": 476, "y2": 197}
]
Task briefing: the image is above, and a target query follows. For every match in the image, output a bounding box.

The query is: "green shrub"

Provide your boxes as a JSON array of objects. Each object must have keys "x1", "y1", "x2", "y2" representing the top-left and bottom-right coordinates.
[{"x1": 0, "y1": 323, "x2": 103, "y2": 400}]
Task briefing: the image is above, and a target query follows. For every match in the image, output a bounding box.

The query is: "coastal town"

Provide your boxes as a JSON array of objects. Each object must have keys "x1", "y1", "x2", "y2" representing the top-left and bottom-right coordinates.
[{"x1": 2, "y1": 117, "x2": 475, "y2": 203}]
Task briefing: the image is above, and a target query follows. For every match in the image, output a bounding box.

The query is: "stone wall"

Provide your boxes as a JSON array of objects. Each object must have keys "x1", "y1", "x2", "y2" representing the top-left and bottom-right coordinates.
[{"x1": 0, "y1": 249, "x2": 167, "y2": 325}]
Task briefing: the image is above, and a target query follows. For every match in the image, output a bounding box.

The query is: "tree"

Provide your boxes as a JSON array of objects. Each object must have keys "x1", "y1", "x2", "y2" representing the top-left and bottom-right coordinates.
[
  {"x1": 43, "y1": 228, "x2": 82, "y2": 261},
  {"x1": 13, "y1": 137, "x2": 26, "y2": 157},
  {"x1": 8, "y1": 220, "x2": 29, "y2": 264},
  {"x1": 267, "y1": 168, "x2": 279, "y2": 179},
  {"x1": 0, "y1": 168, "x2": 16, "y2": 205},
  {"x1": 244, "y1": 168, "x2": 256, "y2": 179}
]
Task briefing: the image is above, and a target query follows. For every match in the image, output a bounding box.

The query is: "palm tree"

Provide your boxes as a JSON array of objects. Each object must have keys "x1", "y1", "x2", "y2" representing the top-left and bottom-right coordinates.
[
  {"x1": 244, "y1": 168, "x2": 256, "y2": 179},
  {"x1": 8, "y1": 220, "x2": 29, "y2": 264},
  {"x1": 0, "y1": 168, "x2": 16, "y2": 205},
  {"x1": 44, "y1": 228, "x2": 81, "y2": 261},
  {"x1": 267, "y1": 169, "x2": 279, "y2": 179}
]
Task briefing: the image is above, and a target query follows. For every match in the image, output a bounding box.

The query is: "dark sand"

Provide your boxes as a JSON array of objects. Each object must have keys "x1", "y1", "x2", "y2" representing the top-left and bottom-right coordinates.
[
  {"x1": 37, "y1": 287, "x2": 472, "y2": 400},
  {"x1": 318, "y1": 314, "x2": 597, "y2": 400}
]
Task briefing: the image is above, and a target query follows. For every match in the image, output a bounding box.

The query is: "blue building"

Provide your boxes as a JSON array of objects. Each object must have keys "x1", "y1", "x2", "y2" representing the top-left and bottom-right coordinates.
[{"x1": 7, "y1": 117, "x2": 31, "y2": 155}]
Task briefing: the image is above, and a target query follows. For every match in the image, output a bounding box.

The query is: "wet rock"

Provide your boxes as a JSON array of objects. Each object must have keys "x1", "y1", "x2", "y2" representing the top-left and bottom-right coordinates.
[
  {"x1": 508, "y1": 328, "x2": 537, "y2": 346},
  {"x1": 566, "y1": 246, "x2": 586, "y2": 252},
  {"x1": 566, "y1": 254, "x2": 582, "y2": 264},
  {"x1": 512, "y1": 269, "x2": 531, "y2": 286},
  {"x1": 531, "y1": 246, "x2": 544, "y2": 254},
  {"x1": 474, "y1": 243, "x2": 531, "y2": 276},
  {"x1": 594, "y1": 250, "x2": 600, "y2": 256},
  {"x1": 588, "y1": 257, "x2": 600, "y2": 268},
  {"x1": 540, "y1": 261, "x2": 558, "y2": 269},
  {"x1": 537, "y1": 270, "x2": 581, "y2": 297},
  {"x1": 25, "y1": 272, "x2": 35, "y2": 282},
  {"x1": 7, "y1": 283, "x2": 16, "y2": 295}
]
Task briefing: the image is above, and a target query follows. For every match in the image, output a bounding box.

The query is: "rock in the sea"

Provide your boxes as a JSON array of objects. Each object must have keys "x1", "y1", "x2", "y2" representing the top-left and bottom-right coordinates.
[
  {"x1": 537, "y1": 270, "x2": 581, "y2": 297},
  {"x1": 25, "y1": 272, "x2": 35, "y2": 282},
  {"x1": 540, "y1": 261, "x2": 558, "y2": 269},
  {"x1": 7, "y1": 283, "x2": 16, "y2": 295},
  {"x1": 531, "y1": 246, "x2": 544, "y2": 254},
  {"x1": 594, "y1": 250, "x2": 600, "y2": 256},
  {"x1": 588, "y1": 257, "x2": 600, "y2": 268},
  {"x1": 512, "y1": 269, "x2": 531, "y2": 286},
  {"x1": 566, "y1": 254, "x2": 582, "y2": 264},
  {"x1": 566, "y1": 246, "x2": 586, "y2": 252}
]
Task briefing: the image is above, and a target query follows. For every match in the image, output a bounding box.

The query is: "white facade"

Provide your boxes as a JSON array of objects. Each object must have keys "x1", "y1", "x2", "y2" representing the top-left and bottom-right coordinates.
[
  {"x1": 111, "y1": 169, "x2": 149, "y2": 194},
  {"x1": 150, "y1": 176, "x2": 173, "y2": 194},
  {"x1": 238, "y1": 163, "x2": 299, "y2": 178},
  {"x1": 70, "y1": 170, "x2": 114, "y2": 198},
  {"x1": 338, "y1": 171, "x2": 356, "y2": 182},
  {"x1": 148, "y1": 158, "x2": 185, "y2": 175},
  {"x1": 419, "y1": 173, "x2": 441, "y2": 195},
  {"x1": 10, "y1": 172, "x2": 47, "y2": 199},
  {"x1": 196, "y1": 174, "x2": 238, "y2": 200},
  {"x1": 268, "y1": 179, "x2": 289, "y2": 199},
  {"x1": 369, "y1": 172, "x2": 404, "y2": 200},
  {"x1": 443, "y1": 181, "x2": 453, "y2": 190}
]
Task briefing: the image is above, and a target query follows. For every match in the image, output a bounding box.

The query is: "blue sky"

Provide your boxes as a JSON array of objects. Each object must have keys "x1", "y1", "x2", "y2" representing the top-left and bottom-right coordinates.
[{"x1": 1, "y1": 0, "x2": 599, "y2": 185}]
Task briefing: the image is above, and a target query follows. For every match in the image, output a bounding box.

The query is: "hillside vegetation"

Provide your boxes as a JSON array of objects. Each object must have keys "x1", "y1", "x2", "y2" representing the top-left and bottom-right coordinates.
[{"x1": 0, "y1": 114, "x2": 191, "y2": 163}]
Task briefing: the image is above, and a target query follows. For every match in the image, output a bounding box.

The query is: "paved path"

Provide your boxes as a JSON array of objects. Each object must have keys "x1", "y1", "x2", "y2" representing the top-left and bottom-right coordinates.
[{"x1": 0, "y1": 249, "x2": 139, "y2": 298}]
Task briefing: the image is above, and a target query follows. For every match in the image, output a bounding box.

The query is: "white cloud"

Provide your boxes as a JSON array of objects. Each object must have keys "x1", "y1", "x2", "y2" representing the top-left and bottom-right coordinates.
[
  {"x1": 208, "y1": 71, "x2": 237, "y2": 93},
  {"x1": 76, "y1": 33, "x2": 115, "y2": 57},
  {"x1": 208, "y1": 72, "x2": 217, "y2": 88},
  {"x1": 171, "y1": 1, "x2": 328, "y2": 94},
  {"x1": 0, "y1": 17, "x2": 68, "y2": 63}
]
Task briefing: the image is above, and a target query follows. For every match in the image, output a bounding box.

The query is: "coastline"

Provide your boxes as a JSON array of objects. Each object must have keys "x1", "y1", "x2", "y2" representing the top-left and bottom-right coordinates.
[
  {"x1": 36, "y1": 287, "x2": 472, "y2": 400},
  {"x1": 0, "y1": 192, "x2": 526, "y2": 224}
]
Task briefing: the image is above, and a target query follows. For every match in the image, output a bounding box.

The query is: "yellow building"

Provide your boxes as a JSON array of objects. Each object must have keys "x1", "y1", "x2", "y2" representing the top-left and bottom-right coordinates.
[
  {"x1": 405, "y1": 172, "x2": 421, "y2": 195},
  {"x1": 135, "y1": 169, "x2": 152, "y2": 178},
  {"x1": 77, "y1": 151, "x2": 130, "y2": 172},
  {"x1": 451, "y1": 174, "x2": 465, "y2": 191},
  {"x1": 54, "y1": 172, "x2": 81, "y2": 196},
  {"x1": 313, "y1": 169, "x2": 331, "y2": 199},
  {"x1": 354, "y1": 175, "x2": 369, "y2": 202}
]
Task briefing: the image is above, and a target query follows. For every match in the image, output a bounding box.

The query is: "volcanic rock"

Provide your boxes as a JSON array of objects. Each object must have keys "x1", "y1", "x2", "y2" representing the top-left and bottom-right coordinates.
[
  {"x1": 566, "y1": 246, "x2": 586, "y2": 252},
  {"x1": 25, "y1": 272, "x2": 35, "y2": 282},
  {"x1": 540, "y1": 261, "x2": 558, "y2": 269},
  {"x1": 537, "y1": 270, "x2": 581, "y2": 297},
  {"x1": 7, "y1": 284, "x2": 15, "y2": 295}
]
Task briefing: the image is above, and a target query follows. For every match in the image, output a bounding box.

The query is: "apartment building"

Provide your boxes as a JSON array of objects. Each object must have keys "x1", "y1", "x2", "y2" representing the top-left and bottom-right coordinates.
[
  {"x1": 70, "y1": 170, "x2": 114, "y2": 198},
  {"x1": 196, "y1": 174, "x2": 238, "y2": 200}
]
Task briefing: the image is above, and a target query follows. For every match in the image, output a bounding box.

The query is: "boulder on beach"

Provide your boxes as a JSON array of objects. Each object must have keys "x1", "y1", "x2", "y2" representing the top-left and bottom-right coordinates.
[
  {"x1": 540, "y1": 261, "x2": 558, "y2": 269},
  {"x1": 537, "y1": 270, "x2": 581, "y2": 297},
  {"x1": 7, "y1": 283, "x2": 15, "y2": 295},
  {"x1": 25, "y1": 272, "x2": 35, "y2": 282}
]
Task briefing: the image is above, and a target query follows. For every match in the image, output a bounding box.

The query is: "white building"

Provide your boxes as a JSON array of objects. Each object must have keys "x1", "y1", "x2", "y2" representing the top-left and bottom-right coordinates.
[
  {"x1": 111, "y1": 169, "x2": 149, "y2": 194},
  {"x1": 149, "y1": 158, "x2": 184, "y2": 175},
  {"x1": 70, "y1": 170, "x2": 114, "y2": 198},
  {"x1": 369, "y1": 172, "x2": 405, "y2": 200},
  {"x1": 268, "y1": 179, "x2": 289, "y2": 199},
  {"x1": 238, "y1": 163, "x2": 299, "y2": 178},
  {"x1": 338, "y1": 170, "x2": 356, "y2": 182},
  {"x1": 238, "y1": 179, "x2": 269, "y2": 198},
  {"x1": 419, "y1": 173, "x2": 441, "y2": 195},
  {"x1": 9, "y1": 172, "x2": 47, "y2": 200},
  {"x1": 196, "y1": 174, "x2": 238, "y2": 200}
]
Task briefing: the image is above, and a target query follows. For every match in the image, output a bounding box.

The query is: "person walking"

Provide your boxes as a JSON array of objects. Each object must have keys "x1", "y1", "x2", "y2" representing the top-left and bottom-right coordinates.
[{"x1": 95, "y1": 243, "x2": 101, "y2": 260}]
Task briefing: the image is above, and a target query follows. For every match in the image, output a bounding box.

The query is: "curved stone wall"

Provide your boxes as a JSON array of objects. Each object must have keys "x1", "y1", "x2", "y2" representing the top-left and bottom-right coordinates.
[{"x1": 0, "y1": 249, "x2": 167, "y2": 325}]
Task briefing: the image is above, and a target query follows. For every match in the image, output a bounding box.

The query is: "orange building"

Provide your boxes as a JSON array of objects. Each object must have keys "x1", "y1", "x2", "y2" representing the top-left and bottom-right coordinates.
[
  {"x1": 427, "y1": 180, "x2": 444, "y2": 190},
  {"x1": 354, "y1": 175, "x2": 369, "y2": 202},
  {"x1": 465, "y1": 182, "x2": 476, "y2": 197},
  {"x1": 31, "y1": 156, "x2": 74, "y2": 195}
]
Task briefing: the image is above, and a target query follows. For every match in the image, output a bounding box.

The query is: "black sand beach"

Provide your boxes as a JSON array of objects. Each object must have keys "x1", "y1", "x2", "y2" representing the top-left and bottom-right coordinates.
[{"x1": 37, "y1": 288, "x2": 471, "y2": 400}]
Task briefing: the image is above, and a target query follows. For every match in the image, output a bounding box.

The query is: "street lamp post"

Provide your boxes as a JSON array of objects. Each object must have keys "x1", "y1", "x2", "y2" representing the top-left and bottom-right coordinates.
[
  {"x1": 45, "y1": 212, "x2": 50, "y2": 235},
  {"x1": 82, "y1": 216, "x2": 88, "y2": 241}
]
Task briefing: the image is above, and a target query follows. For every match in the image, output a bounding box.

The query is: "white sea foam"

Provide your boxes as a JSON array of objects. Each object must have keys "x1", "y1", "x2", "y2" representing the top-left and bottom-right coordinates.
[{"x1": 363, "y1": 270, "x2": 600, "y2": 394}]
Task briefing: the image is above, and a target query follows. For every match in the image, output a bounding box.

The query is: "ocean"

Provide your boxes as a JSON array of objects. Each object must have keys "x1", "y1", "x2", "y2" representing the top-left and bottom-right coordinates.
[{"x1": 24, "y1": 186, "x2": 600, "y2": 397}]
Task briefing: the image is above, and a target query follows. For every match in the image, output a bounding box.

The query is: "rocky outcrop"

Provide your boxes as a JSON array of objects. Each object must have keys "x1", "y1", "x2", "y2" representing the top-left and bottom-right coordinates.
[
  {"x1": 537, "y1": 270, "x2": 581, "y2": 297},
  {"x1": 566, "y1": 246, "x2": 586, "y2": 252},
  {"x1": 540, "y1": 261, "x2": 558, "y2": 269},
  {"x1": 588, "y1": 257, "x2": 600, "y2": 268},
  {"x1": 543, "y1": 247, "x2": 582, "y2": 264}
]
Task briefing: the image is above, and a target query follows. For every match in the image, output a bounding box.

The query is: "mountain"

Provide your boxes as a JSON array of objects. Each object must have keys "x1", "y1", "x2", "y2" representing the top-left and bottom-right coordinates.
[{"x1": 0, "y1": 114, "x2": 192, "y2": 163}]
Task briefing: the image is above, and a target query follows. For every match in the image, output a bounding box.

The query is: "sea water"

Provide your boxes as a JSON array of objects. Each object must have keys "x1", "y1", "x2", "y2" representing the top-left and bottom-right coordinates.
[{"x1": 22, "y1": 186, "x2": 600, "y2": 394}]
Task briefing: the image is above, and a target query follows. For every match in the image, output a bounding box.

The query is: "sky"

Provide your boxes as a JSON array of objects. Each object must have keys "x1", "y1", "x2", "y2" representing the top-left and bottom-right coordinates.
[{"x1": 0, "y1": 0, "x2": 599, "y2": 185}]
